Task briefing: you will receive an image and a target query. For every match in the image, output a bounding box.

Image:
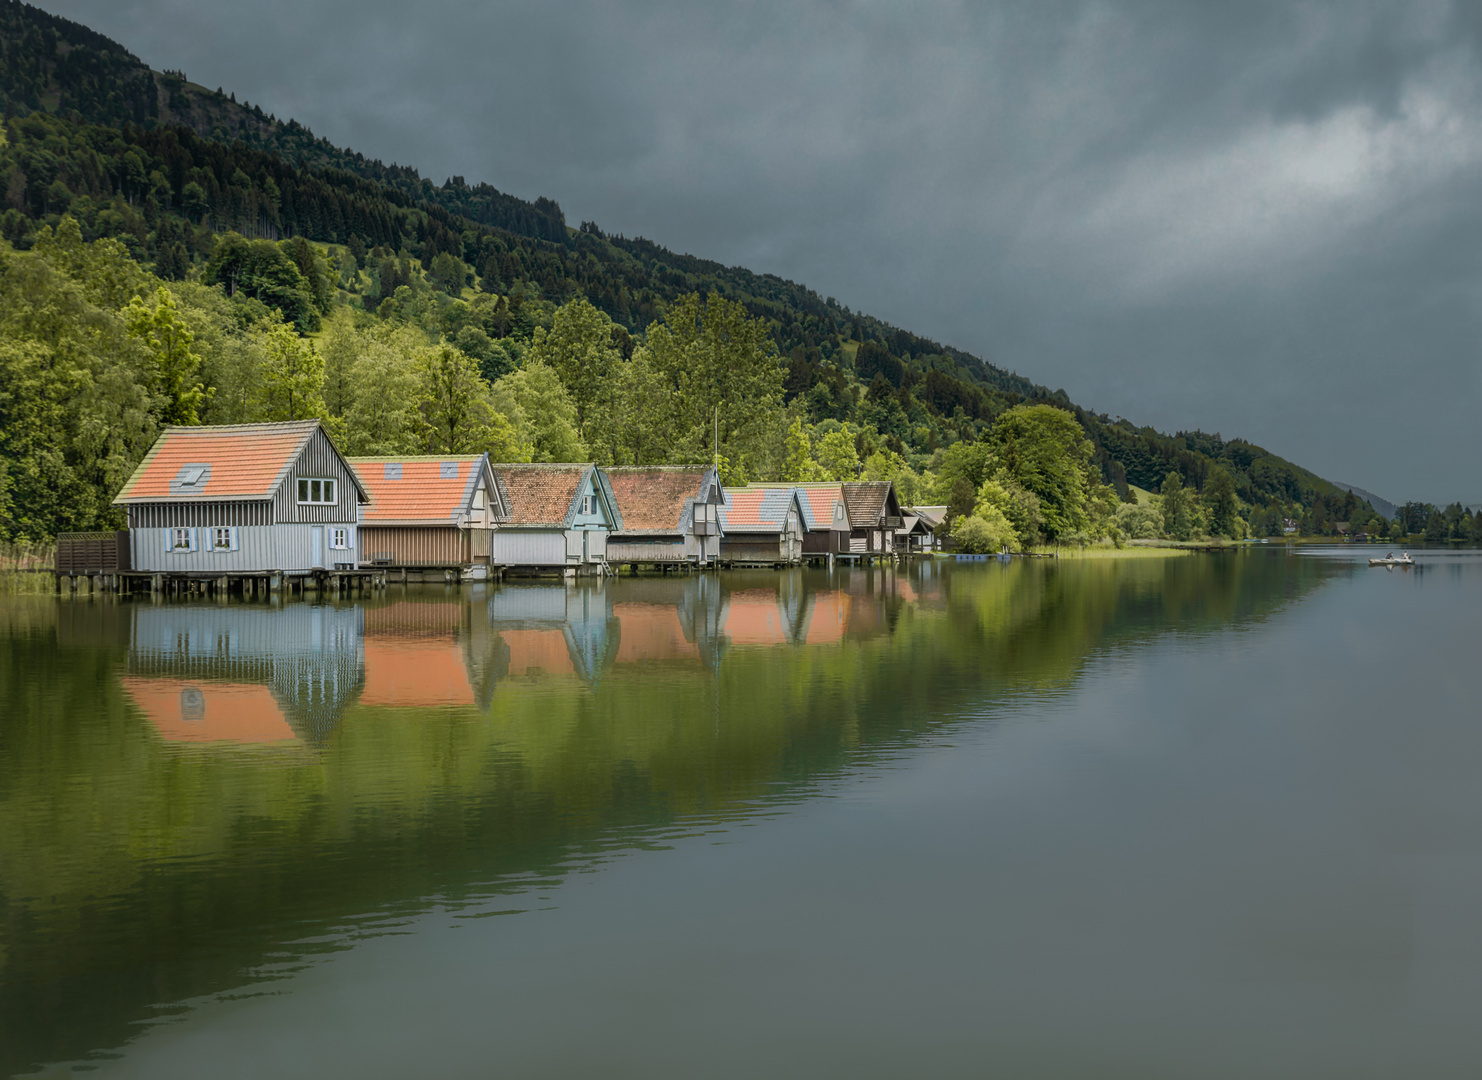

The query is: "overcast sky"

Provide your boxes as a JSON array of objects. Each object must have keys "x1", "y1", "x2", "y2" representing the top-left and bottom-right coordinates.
[{"x1": 42, "y1": 0, "x2": 1482, "y2": 504}]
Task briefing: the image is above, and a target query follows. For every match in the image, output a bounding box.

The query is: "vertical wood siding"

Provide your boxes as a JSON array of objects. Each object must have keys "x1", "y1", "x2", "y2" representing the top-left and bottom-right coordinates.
[
  {"x1": 128, "y1": 501, "x2": 272, "y2": 528},
  {"x1": 130, "y1": 524, "x2": 359, "y2": 573},
  {"x1": 359, "y1": 526, "x2": 469, "y2": 566},
  {"x1": 273, "y1": 428, "x2": 362, "y2": 524},
  {"x1": 607, "y1": 540, "x2": 687, "y2": 563},
  {"x1": 491, "y1": 530, "x2": 568, "y2": 566}
]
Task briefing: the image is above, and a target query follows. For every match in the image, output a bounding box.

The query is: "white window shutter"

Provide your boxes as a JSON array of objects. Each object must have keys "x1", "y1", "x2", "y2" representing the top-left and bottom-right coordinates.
[
  {"x1": 194, "y1": 528, "x2": 204, "y2": 552},
  {"x1": 165, "y1": 530, "x2": 173, "y2": 553},
  {"x1": 231, "y1": 527, "x2": 240, "y2": 552}
]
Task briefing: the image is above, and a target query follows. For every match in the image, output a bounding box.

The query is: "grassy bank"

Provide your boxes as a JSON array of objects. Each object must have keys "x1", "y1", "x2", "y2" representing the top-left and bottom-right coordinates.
[{"x1": 1027, "y1": 543, "x2": 1193, "y2": 560}]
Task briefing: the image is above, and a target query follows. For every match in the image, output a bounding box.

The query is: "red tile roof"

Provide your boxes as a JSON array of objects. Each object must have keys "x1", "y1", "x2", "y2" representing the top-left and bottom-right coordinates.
[
  {"x1": 115, "y1": 421, "x2": 325, "y2": 503},
  {"x1": 795, "y1": 485, "x2": 846, "y2": 530},
  {"x1": 719, "y1": 487, "x2": 799, "y2": 533},
  {"x1": 350, "y1": 456, "x2": 483, "y2": 524},
  {"x1": 494, "y1": 465, "x2": 589, "y2": 526},
  {"x1": 606, "y1": 467, "x2": 710, "y2": 533}
]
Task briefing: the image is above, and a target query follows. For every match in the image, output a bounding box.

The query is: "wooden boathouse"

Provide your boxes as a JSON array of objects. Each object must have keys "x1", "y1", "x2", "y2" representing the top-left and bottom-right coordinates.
[
  {"x1": 108, "y1": 419, "x2": 375, "y2": 596},
  {"x1": 604, "y1": 466, "x2": 725, "y2": 570},
  {"x1": 718, "y1": 487, "x2": 806, "y2": 566},
  {"x1": 491, "y1": 464, "x2": 621, "y2": 575},
  {"x1": 348, "y1": 454, "x2": 506, "y2": 581},
  {"x1": 792, "y1": 483, "x2": 851, "y2": 561},
  {"x1": 841, "y1": 481, "x2": 905, "y2": 557}
]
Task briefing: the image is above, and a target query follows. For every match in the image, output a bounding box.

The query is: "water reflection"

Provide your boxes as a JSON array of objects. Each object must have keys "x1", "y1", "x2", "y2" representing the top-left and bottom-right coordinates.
[
  {"x1": 125, "y1": 605, "x2": 364, "y2": 743},
  {"x1": 0, "y1": 554, "x2": 1328, "y2": 1075}
]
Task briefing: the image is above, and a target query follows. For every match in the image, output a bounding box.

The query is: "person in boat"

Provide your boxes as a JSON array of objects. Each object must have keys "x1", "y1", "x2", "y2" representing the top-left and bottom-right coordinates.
[{"x1": 1385, "y1": 551, "x2": 1394, "y2": 560}]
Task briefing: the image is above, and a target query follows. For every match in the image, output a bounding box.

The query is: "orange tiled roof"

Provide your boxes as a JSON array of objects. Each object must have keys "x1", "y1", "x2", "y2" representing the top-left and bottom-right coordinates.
[
  {"x1": 494, "y1": 465, "x2": 589, "y2": 526},
  {"x1": 719, "y1": 487, "x2": 799, "y2": 532},
  {"x1": 794, "y1": 485, "x2": 845, "y2": 530},
  {"x1": 350, "y1": 456, "x2": 484, "y2": 524},
  {"x1": 606, "y1": 467, "x2": 710, "y2": 533},
  {"x1": 113, "y1": 421, "x2": 365, "y2": 504}
]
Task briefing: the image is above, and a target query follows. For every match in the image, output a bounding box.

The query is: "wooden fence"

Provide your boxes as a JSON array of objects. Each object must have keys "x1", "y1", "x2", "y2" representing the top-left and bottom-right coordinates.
[{"x1": 55, "y1": 532, "x2": 131, "y2": 574}]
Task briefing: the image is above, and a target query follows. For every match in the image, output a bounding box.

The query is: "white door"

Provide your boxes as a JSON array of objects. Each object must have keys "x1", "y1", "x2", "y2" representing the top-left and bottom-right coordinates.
[{"x1": 311, "y1": 526, "x2": 325, "y2": 569}]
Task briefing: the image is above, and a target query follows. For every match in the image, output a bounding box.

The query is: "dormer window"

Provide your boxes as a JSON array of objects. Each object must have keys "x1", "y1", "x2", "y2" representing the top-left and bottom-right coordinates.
[{"x1": 297, "y1": 478, "x2": 337, "y2": 504}]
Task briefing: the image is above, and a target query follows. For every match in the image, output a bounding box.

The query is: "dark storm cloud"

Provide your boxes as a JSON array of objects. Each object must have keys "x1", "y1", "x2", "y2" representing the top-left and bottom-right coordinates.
[{"x1": 41, "y1": 0, "x2": 1482, "y2": 502}]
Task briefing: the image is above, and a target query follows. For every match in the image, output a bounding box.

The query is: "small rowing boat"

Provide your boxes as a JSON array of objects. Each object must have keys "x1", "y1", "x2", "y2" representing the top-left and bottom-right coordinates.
[{"x1": 1368, "y1": 556, "x2": 1414, "y2": 567}]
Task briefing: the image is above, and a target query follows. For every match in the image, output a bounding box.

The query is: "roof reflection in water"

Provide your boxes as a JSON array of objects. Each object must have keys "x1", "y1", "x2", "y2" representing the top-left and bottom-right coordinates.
[
  {"x1": 115, "y1": 568, "x2": 935, "y2": 739},
  {"x1": 127, "y1": 604, "x2": 364, "y2": 743},
  {"x1": 361, "y1": 600, "x2": 504, "y2": 709},
  {"x1": 120, "y1": 678, "x2": 299, "y2": 744}
]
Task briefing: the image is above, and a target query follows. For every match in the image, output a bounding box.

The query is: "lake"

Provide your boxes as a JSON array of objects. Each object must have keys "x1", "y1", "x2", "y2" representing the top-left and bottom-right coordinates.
[{"x1": 3, "y1": 549, "x2": 1481, "y2": 1078}]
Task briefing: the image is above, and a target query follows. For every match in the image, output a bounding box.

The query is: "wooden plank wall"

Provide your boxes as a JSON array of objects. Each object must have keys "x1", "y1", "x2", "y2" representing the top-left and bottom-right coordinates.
[{"x1": 360, "y1": 526, "x2": 469, "y2": 566}]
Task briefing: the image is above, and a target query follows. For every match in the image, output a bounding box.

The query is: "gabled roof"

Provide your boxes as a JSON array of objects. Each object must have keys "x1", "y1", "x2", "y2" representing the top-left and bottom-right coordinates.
[
  {"x1": 841, "y1": 481, "x2": 900, "y2": 528},
  {"x1": 789, "y1": 483, "x2": 847, "y2": 530},
  {"x1": 113, "y1": 420, "x2": 369, "y2": 505},
  {"x1": 606, "y1": 466, "x2": 718, "y2": 534},
  {"x1": 493, "y1": 464, "x2": 622, "y2": 529},
  {"x1": 911, "y1": 505, "x2": 948, "y2": 529},
  {"x1": 349, "y1": 454, "x2": 499, "y2": 526},
  {"x1": 719, "y1": 486, "x2": 802, "y2": 534}
]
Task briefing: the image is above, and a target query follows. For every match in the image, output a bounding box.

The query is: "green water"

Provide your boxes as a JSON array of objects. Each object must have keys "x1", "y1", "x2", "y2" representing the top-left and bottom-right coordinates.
[{"x1": 3, "y1": 552, "x2": 1480, "y2": 1077}]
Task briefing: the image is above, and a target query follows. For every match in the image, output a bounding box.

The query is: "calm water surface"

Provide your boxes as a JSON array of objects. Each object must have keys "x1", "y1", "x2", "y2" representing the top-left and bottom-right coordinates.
[{"x1": 3, "y1": 551, "x2": 1481, "y2": 1077}]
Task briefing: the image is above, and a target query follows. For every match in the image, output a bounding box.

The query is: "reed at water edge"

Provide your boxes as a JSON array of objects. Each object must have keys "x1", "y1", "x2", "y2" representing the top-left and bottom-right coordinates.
[{"x1": 0, "y1": 539, "x2": 55, "y2": 594}]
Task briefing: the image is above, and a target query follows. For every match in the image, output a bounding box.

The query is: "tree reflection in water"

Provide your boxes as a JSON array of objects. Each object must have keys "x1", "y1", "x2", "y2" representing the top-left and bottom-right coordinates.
[{"x1": 0, "y1": 553, "x2": 1329, "y2": 1075}]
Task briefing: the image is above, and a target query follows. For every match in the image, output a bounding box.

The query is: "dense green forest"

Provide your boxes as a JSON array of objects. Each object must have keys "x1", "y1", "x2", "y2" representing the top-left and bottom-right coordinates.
[{"x1": 1, "y1": 0, "x2": 1430, "y2": 546}]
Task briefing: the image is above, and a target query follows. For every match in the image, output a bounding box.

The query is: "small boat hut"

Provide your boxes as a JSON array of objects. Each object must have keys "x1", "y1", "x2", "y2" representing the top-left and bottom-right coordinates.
[
  {"x1": 604, "y1": 466, "x2": 725, "y2": 570},
  {"x1": 792, "y1": 483, "x2": 851, "y2": 561},
  {"x1": 841, "y1": 481, "x2": 904, "y2": 558},
  {"x1": 491, "y1": 464, "x2": 621, "y2": 575},
  {"x1": 718, "y1": 487, "x2": 806, "y2": 566},
  {"x1": 112, "y1": 420, "x2": 371, "y2": 588},
  {"x1": 348, "y1": 454, "x2": 506, "y2": 580}
]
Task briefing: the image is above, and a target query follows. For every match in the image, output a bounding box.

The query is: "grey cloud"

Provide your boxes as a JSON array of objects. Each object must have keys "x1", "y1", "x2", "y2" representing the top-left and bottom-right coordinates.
[{"x1": 42, "y1": 0, "x2": 1482, "y2": 503}]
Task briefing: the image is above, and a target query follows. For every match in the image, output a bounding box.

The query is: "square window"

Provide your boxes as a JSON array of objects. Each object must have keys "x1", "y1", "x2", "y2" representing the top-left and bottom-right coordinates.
[
  {"x1": 212, "y1": 527, "x2": 232, "y2": 550},
  {"x1": 172, "y1": 528, "x2": 191, "y2": 550}
]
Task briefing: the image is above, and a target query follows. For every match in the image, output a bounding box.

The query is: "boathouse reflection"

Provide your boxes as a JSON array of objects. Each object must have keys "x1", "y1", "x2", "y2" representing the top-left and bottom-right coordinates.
[
  {"x1": 123, "y1": 604, "x2": 365, "y2": 743},
  {"x1": 114, "y1": 567, "x2": 935, "y2": 745}
]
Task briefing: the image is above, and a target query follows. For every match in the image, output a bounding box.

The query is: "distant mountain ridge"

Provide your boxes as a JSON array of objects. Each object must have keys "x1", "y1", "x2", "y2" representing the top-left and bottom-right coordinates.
[
  {"x1": 1331, "y1": 483, "x2": 1396, "y2": 520},
  {"x1": 0, "y1": 0, "x2": 1382, "y2": 526}
]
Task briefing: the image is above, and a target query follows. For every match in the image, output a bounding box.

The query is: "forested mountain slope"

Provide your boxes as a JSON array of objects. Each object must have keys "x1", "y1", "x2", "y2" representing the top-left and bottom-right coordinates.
[{"x1": 1, "y1": 0, "x2": 1382, "y2": 541}]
